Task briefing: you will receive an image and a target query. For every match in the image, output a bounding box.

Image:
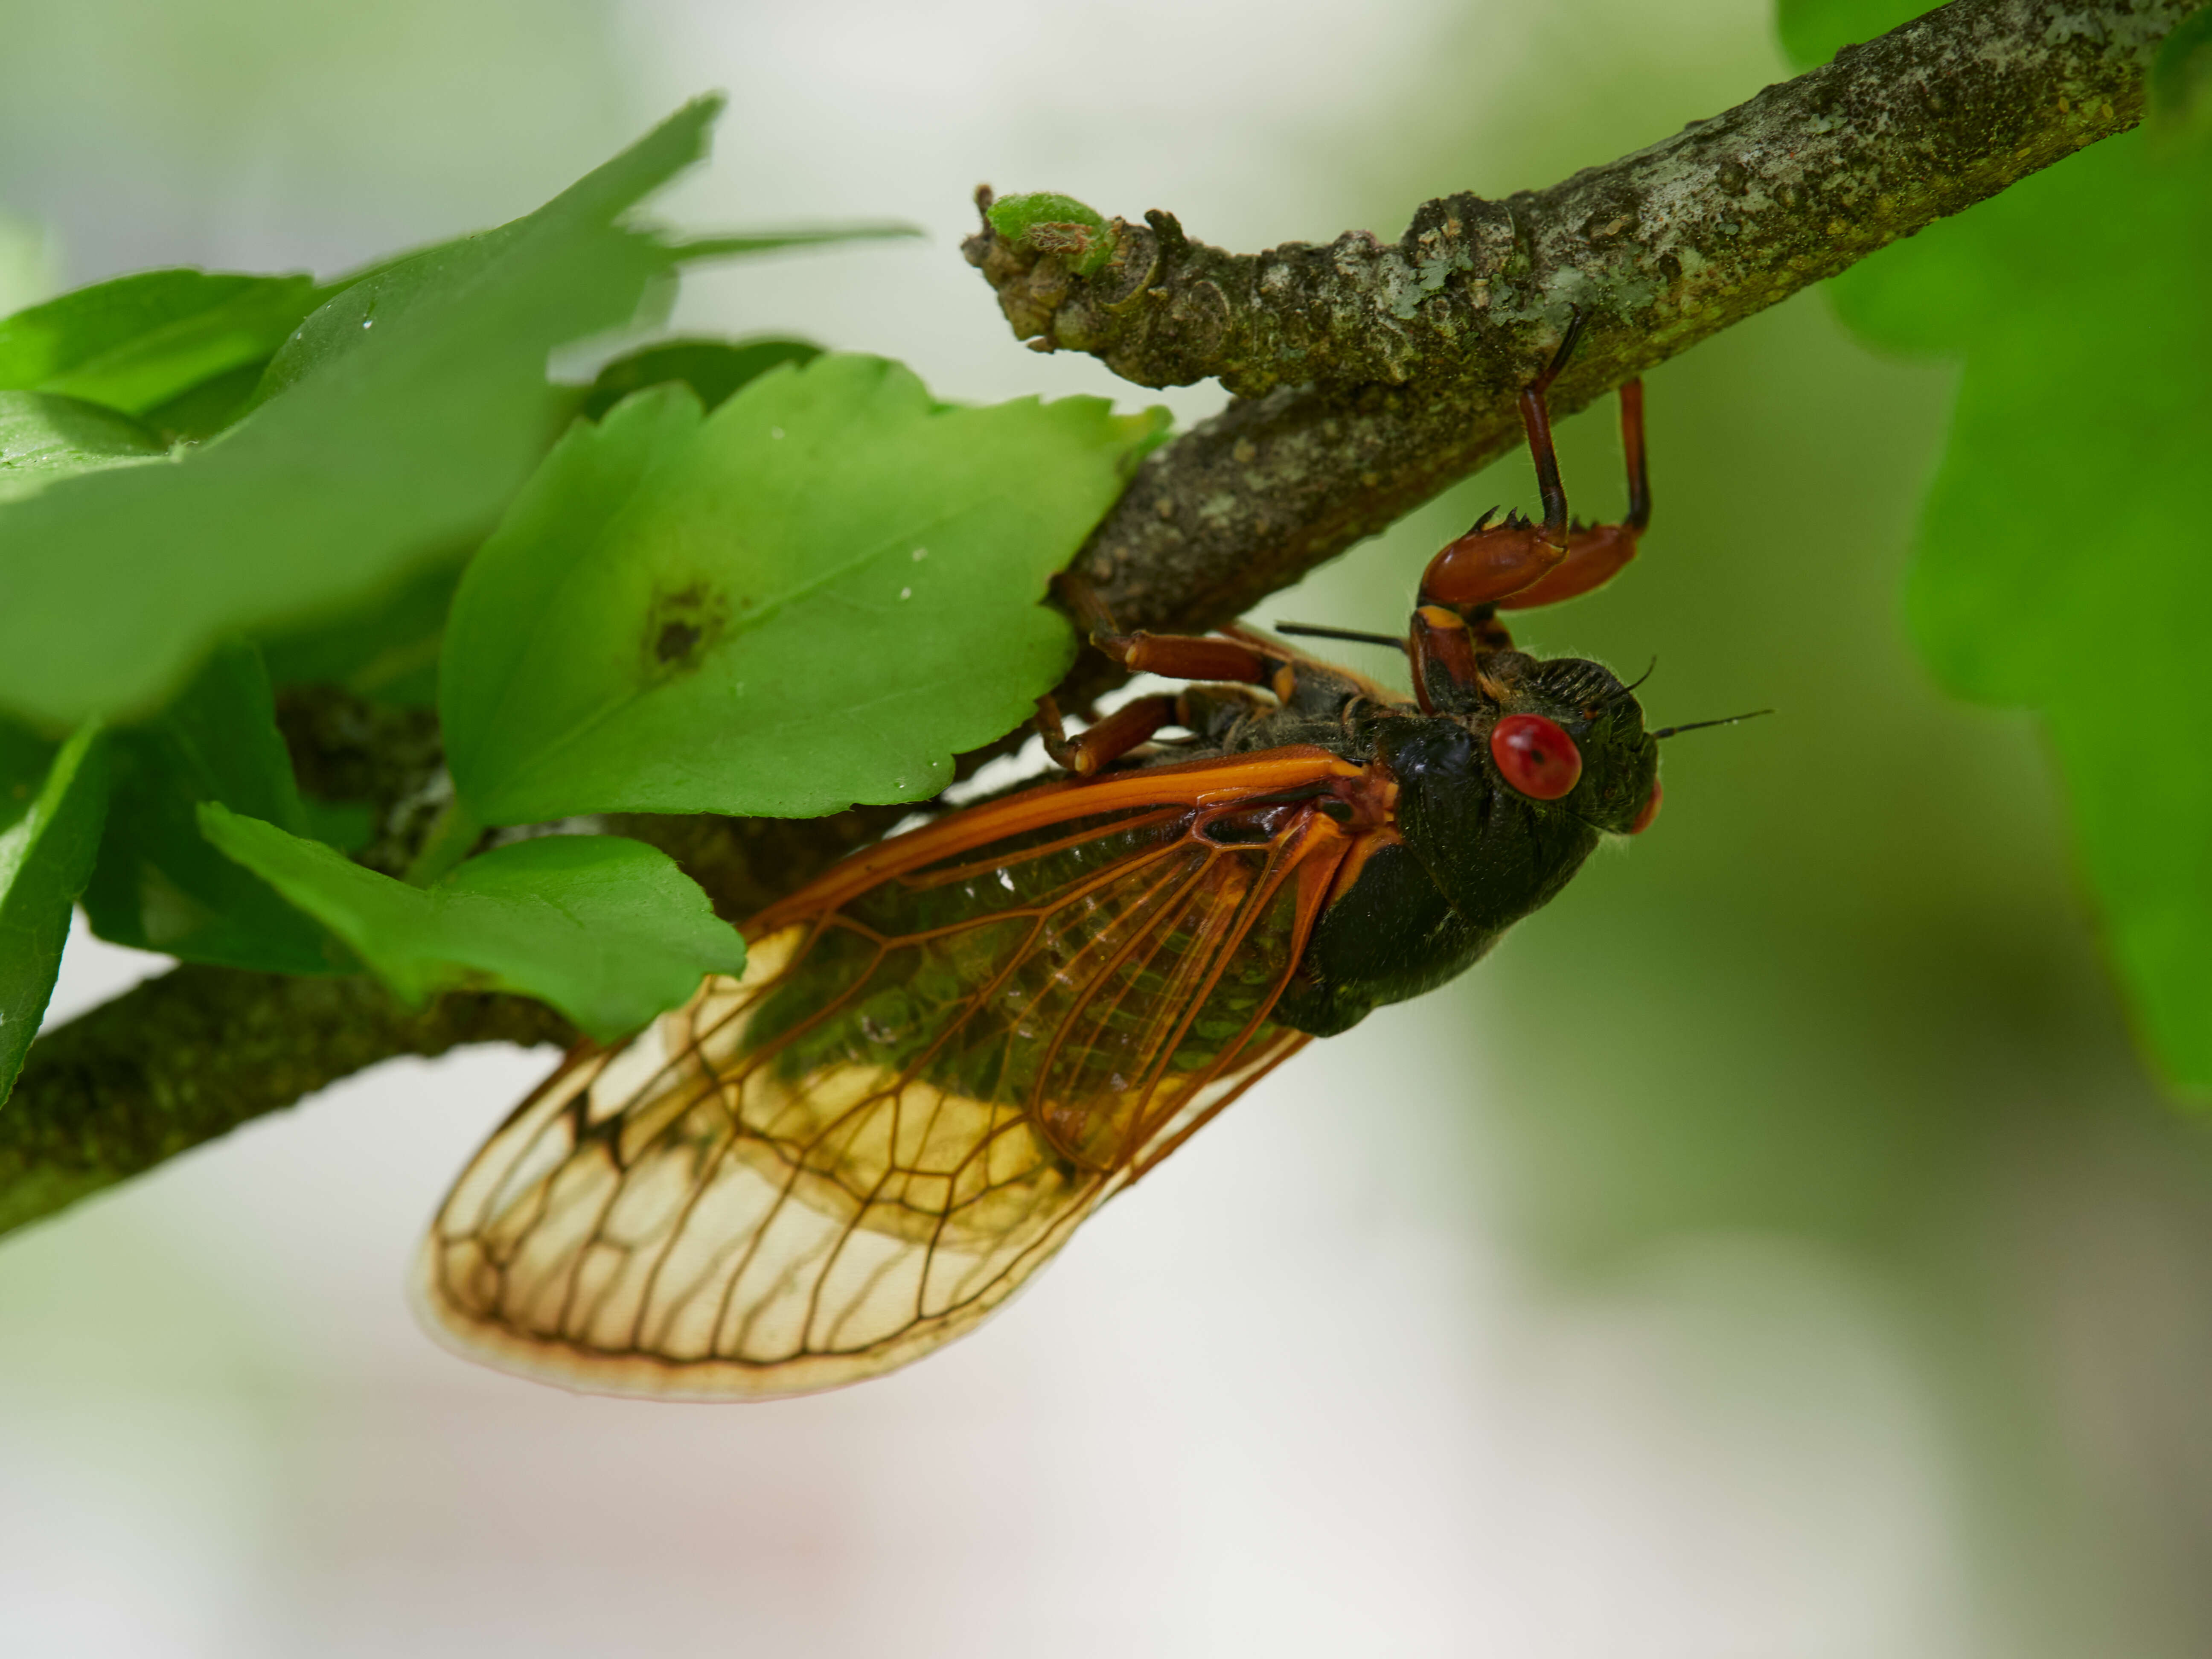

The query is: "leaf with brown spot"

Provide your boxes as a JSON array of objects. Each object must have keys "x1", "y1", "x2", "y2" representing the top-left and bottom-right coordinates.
[{"x1": 439, "y1": 354, "x2": 1168, "y2": 825}]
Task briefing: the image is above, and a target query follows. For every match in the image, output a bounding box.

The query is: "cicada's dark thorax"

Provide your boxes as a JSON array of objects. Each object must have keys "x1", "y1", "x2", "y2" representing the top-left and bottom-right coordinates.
[{"x1": 1149, "y1": 650, "x2": 1656, "y2": 1039}]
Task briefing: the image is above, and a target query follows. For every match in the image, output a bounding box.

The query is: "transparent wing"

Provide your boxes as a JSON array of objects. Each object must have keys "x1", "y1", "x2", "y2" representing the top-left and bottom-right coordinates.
[{"x1": 415, "y1": 771, "x2": 1352, "y2": 1400}]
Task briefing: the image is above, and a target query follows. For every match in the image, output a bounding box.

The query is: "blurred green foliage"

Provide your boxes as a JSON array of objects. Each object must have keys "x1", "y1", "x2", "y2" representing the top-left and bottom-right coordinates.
[
  {"x1": 254, "y1": 551, "x2": 468, "y2": 710},
  {"x1": 0, "y1": 390, "x2": 165, "y2": 499},
  {"x1": 1218, "y1": 6, "x2": 2212, "y2": 1642},
  {"x1": 1780, "y1": 0, "x2": 2212, "y2": 1089},
  {"x1": 2151, "y1": 7, "x2": 2212, "y2": 143},
  {"x1": 0, "y1": 723, "x2": 107, "y2": 1100},
  {"x1": 0, "y1": 101, "x2": 720, "y2": 731},
  {"x1": 0, "y1": 270, "x2": 323, "y2": 436},
  {"x1": 581, "y1": 336, "x2": 823, "y2": 422},
  {"x1": 79, "y1": 641, "x2": 351, "y2": 975}
]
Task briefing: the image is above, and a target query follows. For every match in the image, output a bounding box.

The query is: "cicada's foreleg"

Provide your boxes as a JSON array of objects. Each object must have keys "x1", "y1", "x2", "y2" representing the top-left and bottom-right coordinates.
[
  {"x1": 1095, "y1": 625, "x2": 1364, "y2": 709},
  {"x1": 1414, "y1": 313, "x2": 1585, "y2": 633},
  {"x1": 1036, "y1": 627, "x2": 1294, "y2": 776},
  {"x1": 1042, "y1": 575, "x2": 1345, "y2": 773},
  {"x1": 1406, "y1": 312, "x2": 1652, "y2": 710},
  {"x1": 1057, "y1": 570, "x2": 1317, "y2": 704},
  {"x1": 1495, "y1": 378, "x2": 1648, "y2": 612},
  {"x1": 1417, "y1": 371, "x2": 1647, "y2": 628},
  {"x1": 1039, "y1": 604, "x2": 1341, "y2": 775}
]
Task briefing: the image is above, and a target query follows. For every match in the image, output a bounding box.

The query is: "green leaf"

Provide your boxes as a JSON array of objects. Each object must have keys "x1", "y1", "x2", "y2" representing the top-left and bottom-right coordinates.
[
  {"x1": 247, "y1": 97, "x2": 727, "y2": 412},
  {"x1": 2150, "y1": 5, "x2": 2212, "y2": 147},
  {"x1": 80, "y1": 640, "x2": 352, "y2": 973},
  {"x1": 198, "y1": 805, "x2": 746, "y2": 1043},
  {"x1": 138, "y1": 360, "x2": 274, "y2": 445},
  {"x1": 0, "y1": 268, "x2": 323, "y2": 426},
  {"x1": 1772, "y1": 0, "x2": 1906, "y2": 69},
  {"x1": 582, "y1": 336, "x2": 822, "y2": 421},
  {"x1": 666, "y1": 224, "x2": 922, "y2": 262},
  {"x1": 1, "y1": 723, "x2": 111, "y2": 1105},
  {"x1": 441, "y1": 355, "x2": 1167, "y2": 824},
  {"x1": 0, "y1": 98, "x2": 722, "y2": 731},
  {"x1": 0, "y1": 391, "x2": 166, "y2": 503},
  {"x1": 0, "y1": 717, "x2": 56, "y2": 807},
  {"x1": 300, "y1": 798, "x2": 375, "y2": 854},
  {"x1": 985, "y1": 192, "x2": 1117, "y2": 276},
  {"x1": 256, "y1": 548, "x2": 468, "y2": 706},
  {"x1": 1780, "y1": 1, "x2": 2212, "y2": 1088}
]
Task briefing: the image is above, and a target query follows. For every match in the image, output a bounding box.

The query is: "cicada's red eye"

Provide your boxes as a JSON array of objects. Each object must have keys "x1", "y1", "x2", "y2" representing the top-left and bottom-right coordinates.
[
  {"x1": 1489, "y1": 713, "x2": 1582, "y2": 800},
  {"x1": 1628, "y1": 778, "x2": 1662, "y2": 835}
]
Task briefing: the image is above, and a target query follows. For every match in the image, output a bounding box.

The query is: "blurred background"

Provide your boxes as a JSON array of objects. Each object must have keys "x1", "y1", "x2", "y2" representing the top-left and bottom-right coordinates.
[{"x1": 9, "y1": 0, "x2": 2212, "y2": 1653}]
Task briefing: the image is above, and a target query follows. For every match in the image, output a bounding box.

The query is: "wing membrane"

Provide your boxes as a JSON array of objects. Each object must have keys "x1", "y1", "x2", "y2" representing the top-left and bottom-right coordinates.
[{"x1": 416, "y1": 759, "x2": 1355, "y2": 1399}]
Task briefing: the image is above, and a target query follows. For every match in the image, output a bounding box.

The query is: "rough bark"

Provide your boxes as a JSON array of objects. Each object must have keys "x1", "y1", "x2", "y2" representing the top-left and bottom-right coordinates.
[
  {"x1": 3, "y1": 0, "x2": 2192, "y2": 1238},
  {"x1": 0, "y1": 968, "x2": 576, "y2": 1237},
  {"x1": 976, "y1": 0, "x2": 2194, "y2": 636}
]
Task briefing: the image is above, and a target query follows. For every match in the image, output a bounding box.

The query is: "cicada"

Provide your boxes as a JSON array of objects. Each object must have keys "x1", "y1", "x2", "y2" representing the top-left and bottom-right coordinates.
[{"x1": 416, "y1": 318, "x2": 1679, "y2": 1399}]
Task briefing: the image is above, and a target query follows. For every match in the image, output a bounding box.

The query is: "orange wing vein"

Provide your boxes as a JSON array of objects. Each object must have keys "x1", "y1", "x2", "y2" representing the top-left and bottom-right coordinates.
[{"x1": 413, "y1": 750, "x2": 1365, "y2": 1400}]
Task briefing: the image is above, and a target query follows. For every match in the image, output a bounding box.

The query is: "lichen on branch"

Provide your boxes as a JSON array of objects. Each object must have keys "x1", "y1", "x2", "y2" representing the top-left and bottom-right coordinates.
[
  {"x1": 971, "y1": 0, "x2": 2186, "y2": 404},
  {"x1": 1, "y1": 968, "x2": 576, "y2": 1237},
  {"x1": 975, "y1": 0, "x2": 2195, "y2": 639},
  {"x1": 968, "y1": 192, "x2": 1524, "y2": 400}
]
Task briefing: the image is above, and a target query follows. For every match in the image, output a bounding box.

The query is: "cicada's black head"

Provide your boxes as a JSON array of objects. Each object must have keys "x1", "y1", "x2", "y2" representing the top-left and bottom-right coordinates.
[
  {"x1": 1377, "y1": 650, "x2": 1659, "y2": 937},
  {"x1": 1489, "y1": 650, "x2": 1661, "y2": 835}
]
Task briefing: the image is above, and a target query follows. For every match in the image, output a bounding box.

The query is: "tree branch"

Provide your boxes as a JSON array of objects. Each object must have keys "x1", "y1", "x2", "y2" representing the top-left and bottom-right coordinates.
[
  {"x1": 980, "y1": 0, "x2": 2191, "y2": 636},
  {"x1": 1, "y1": 968, "x2": 576, "y2": 1237},
  {"x1": 4, "y1": 0, "x2": 2188, "y2": 1239},
  {"x1": 0, "y1": 786, "x2": 915, "y2": 1240}
]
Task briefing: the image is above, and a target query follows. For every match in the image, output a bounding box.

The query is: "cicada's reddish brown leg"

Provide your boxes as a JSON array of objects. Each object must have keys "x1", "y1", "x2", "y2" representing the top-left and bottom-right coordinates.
[
  {"x1": 1037, "y1": 692, "x2": 1179, "y2": 777},
  {"x1": 1036, "y1": 626, "x2": 1287, "y2": 777},
  {"x1": 1049, "y1": 573, "x2": 1284, "y2": 697},
  {"x1": 1408, "y1": 309, "x2": 1651, "y2": 709},
  {"x1": 1034, "y1": 574, "x2": 1310, "y2": 777},
  {"x1": 1093, "y1": 629, "x2": 1277, "y2": 686},
  {"x1": 1415, "y1": 314, "x2": 1582, "y2": 620},
  {"x1": 1494, "y1": 376, "x2": 1648, "y2": 612},
  {"x1": 1408, "y1": 313, "x2": 1582, "y2": 706}
]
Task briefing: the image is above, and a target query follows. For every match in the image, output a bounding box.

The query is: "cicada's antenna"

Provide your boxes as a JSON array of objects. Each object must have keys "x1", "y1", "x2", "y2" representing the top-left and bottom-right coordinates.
[
  {"x1": 1651, "y1": 708, "x2": 1773, "y2": 740},
  {"x1": 1616, "y1": 657, "x2": 1659, "y2": 698},
  {"x1": 1271, "y1": 622, "x2": 1410, "y2": 653}
]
